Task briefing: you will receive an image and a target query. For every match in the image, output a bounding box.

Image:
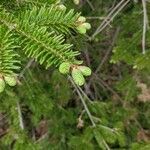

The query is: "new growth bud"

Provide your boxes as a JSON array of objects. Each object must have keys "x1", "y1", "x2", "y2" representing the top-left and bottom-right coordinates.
[
  {"x1": 4, "y1": 76, "x2": 17, "y2": 87},
  {"x1": 0, "y1": 78, "x2": 5, "y2": 93},
  {"x1": 59, "y1": 62, "x2": 71, "y2": 74}
]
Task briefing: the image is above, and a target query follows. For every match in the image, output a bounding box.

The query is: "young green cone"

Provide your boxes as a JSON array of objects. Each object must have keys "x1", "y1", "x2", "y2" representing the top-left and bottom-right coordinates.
[
  {"x1": 77, "y1": 25, "x2": 86, "y2": 34},
  {"x1": 4, "y1": 76, "x2": 17, "y2": 87},
  {"x1": 59, "y1": 62, "x2": 71, "y2": 74},
  {"x1": 73, "y1": 0, "x2": 80, "y2": 5},
  {"x1": 77, "y1": 23, "x2": 91, "y2": 34},
  {"x1": 78, "y1": 16, "x2": 86, "y2": 23},
  {"x1": 82, "y1": 23, "x2": 91, "y2": 30},
  {"x1": 71, "y1": 68, "x2": 85, "y2": 86},
  {"x1": 78, "y1": 66, "x2": 91, "y2": 76},
  {"x1": 0, "y1": 78, "x2": 5, "y2": 93}
]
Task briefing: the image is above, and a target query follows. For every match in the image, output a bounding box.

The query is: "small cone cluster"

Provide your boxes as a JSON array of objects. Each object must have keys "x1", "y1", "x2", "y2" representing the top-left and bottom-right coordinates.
[
  {"x1": 76, "y1": 16, "x2": 91, "y2": 34},
  {"x1": 59, "y1": 62, "x2": 91, "y2": 86},
  {"x1": 73, "y1": 0, "x2": 80, "y2": 5},
  {"x1": 0, "y1": 75, "x2": 17, "y2": 93},
  {"x1": 57, "y1": 4, "x2": 66, "y2": 11}
]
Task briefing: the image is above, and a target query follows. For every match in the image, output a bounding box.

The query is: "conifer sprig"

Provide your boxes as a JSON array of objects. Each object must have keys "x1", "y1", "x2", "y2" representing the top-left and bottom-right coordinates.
[
  {"x1": 0, "y1": 25, "x2": 20, "y2": 76},
  {"x1": 0, "y1": 7, "x2": 81, "y2": 68},
  {"x1": 0, "y1": 3, "x2": 91, "y2": 89},
  {"x1": 19, "y1": 5, "x2": 80, "y2": 34}
]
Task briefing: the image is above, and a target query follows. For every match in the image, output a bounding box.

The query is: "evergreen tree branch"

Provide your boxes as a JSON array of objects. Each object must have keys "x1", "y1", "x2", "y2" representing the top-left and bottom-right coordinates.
[
  {"x1": 0, "y1": 8, "x2": 80, "y2": 69},
  {"x1": 20, "y1": 5, "x2": 80, "y2": 34},
  {"x1": 0, "y1": 25, "x2": 20, "y2": 76}
]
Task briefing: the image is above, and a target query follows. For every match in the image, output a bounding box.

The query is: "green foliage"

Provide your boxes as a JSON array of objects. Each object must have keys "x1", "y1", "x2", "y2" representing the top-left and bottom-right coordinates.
[
  {"x1": 115, "y1": 75, "x2": 138, "y2": 101},
  {"x1": 111, "y1": 5, "x2": 150, "y2": 71},
  {"x1": 0, "y1": 25, "x2": 20, "y2": 76},
  {"x1": 0, "y1": 0, "x2": 150, "y2": 150},
  {"x1": 0, "y1": 0, "x2": 91, "y2": 89},
  {"x1": 21, "y1": 5, "x2": 80, "y2": 34},
  {"x1": 0, "y1": 6, "x2": 79, "y2": 68},
  {"x1": 131, "y1": 142, "x2": 150, "y2": 150}
]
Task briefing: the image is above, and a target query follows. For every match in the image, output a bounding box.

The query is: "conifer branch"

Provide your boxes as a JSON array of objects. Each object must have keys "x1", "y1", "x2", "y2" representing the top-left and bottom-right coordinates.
[
  {"x1": 0, "y1": 7, "x2": 80, "y2": 69},
  {"x1": 0, "y1": 25, "x2": 20, "y2": 76},
  {"x1": 20, "y1": 5, "x2": 80, "y2": 34}
]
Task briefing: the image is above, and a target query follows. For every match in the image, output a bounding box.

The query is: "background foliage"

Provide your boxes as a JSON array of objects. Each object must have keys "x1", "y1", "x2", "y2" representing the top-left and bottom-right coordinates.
[{"x1": 0, "y1": 0, "x2": 150, "y2": 149}]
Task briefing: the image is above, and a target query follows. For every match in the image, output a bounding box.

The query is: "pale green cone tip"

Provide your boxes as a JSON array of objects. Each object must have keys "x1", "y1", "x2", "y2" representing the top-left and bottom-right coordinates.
[
  {"x1": 0, "y1": 78, "x2": 5, "y2": 93},
  {"x1": 82, "y1": 23, "x2": 91, "y2": 30},
  {"x1": 73, "y1": 0, "x2": 80, "y2": 5},
  {"x1": 78, "y1": 16, "x2": 86, "y2": 23},
  {"x1": 71, "y1": 68, "x2": 85, "y2": 86},
  {"x1": 77, "y1": 25, "x2": 86, "y2": 34},
  {"x1": 78, "y1": 66, "x2": 92, "y2": 76},
  {"x1": 59, "y1": 62, "x2": 71, "y2": 74},
  {"x1": 4, "y1": 76, "x2": 17, "y2": 87}
]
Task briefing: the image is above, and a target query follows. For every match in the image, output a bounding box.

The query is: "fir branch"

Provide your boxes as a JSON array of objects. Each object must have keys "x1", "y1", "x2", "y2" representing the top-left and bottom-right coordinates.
[
  {"x1": 24, "y1": 0, "x2": 59, "y2": 5},
  {"x1": 142, "y1": 0, "x2": 148, "y2": 54},
  {"x1": 0, "y1": 7, "x2": 80, "y2": 69},
  {"x1": 0, "y1": 25, "x2": 20, "y2": 76},
  {"x1": 19, "y1": 5, "x2": 80, "y2": 34}
]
